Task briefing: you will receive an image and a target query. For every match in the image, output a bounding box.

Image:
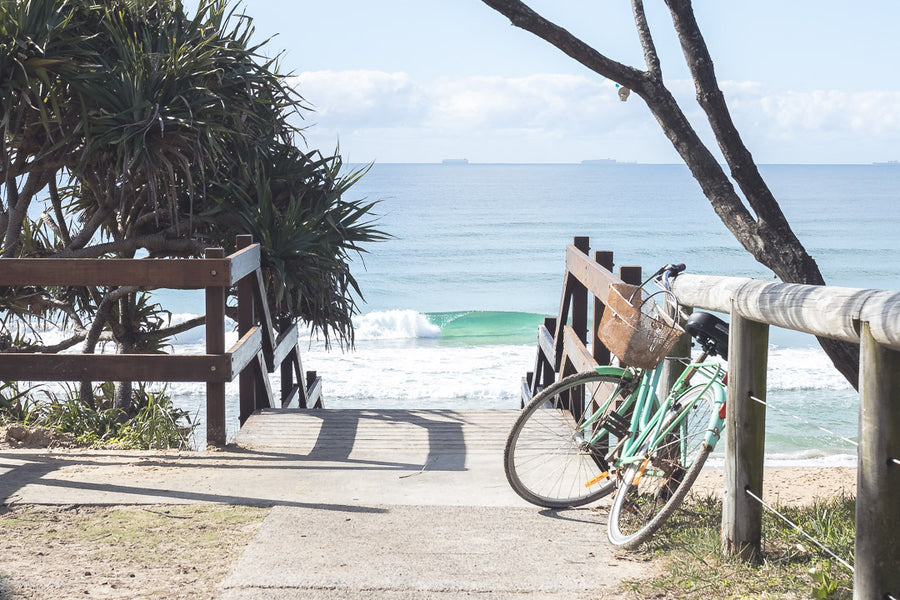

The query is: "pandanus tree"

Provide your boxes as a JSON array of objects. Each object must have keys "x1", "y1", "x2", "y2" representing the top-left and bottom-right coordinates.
[{"x1": 0, "y1": 0, "x2": 386, "y2": 410}]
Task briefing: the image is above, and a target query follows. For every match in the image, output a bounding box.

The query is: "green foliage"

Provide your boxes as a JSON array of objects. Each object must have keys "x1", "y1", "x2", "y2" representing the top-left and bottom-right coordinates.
[
  {"x1": 1, "y1": 0, "x2": 386, "y2": 357},
  {"x1": 0, "y1": 380, "x2": 40, "y2": 422},
  {"x1": 1, "y1": 381, "x2": 194, "y2": 449},
  {"x1": 205, "y1": 149, "x2": 388, "y2": 346}
]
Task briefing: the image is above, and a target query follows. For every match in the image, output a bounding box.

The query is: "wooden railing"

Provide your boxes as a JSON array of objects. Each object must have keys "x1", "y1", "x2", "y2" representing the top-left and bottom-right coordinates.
[
  {"x1": 0, "y1": 234, "x2": 322, "y2": 446},
  {"x1": 527, "y1": 237, "x2": 900, "y2": 599}
]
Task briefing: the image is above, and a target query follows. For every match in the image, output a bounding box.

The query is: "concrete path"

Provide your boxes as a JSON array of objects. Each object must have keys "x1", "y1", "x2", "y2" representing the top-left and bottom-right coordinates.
[{"x1": 0, "y1": 409, "x2": 652, "y2": 598}]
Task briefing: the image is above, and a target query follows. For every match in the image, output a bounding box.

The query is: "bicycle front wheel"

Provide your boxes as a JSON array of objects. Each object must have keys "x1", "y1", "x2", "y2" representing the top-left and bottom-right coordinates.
[
  {"x1": 607, "y1": 382, "x2": 724, "y2": 548},
  {"x1": 504, "y1": 370, "x2": 631, "y2": 508}
]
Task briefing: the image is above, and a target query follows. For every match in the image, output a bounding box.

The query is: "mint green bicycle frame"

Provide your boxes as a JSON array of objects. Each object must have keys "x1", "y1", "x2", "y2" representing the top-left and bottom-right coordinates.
[{"x1": 575, "y1": 360, "x2": 727, "y2": 470}]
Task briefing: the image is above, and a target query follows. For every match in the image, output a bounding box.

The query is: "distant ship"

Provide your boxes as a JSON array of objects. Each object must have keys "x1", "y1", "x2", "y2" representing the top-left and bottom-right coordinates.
[
  {"x1": 872, "y1": 160, "x2": 899, "y2": 166},
  {"x1": 580, "y1": 159, "x2": 616, "y2": 165},
  {"x1": 442, "y1": 158, "x2": 469, "y2": 165}
]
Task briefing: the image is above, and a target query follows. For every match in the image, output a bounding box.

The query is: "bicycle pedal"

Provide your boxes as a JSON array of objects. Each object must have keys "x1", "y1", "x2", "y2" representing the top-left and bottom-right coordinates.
[{"x1": 600, "y1": 410, "x2": 631, "y2": 438}]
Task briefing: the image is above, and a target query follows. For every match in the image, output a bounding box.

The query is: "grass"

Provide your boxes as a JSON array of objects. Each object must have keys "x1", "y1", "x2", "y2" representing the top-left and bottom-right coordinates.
[{"x1": 621, "y1": 493, "x2": 856, "y2": 599}]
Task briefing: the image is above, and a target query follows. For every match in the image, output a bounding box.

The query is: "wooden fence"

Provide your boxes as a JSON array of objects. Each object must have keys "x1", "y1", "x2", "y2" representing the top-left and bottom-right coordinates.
[
  {"x1": 525, "y1": 237, "x2": 900, "y2": 600},
  {"x1": 0, "y1": 234, "x2": 322, "y2": 446}
]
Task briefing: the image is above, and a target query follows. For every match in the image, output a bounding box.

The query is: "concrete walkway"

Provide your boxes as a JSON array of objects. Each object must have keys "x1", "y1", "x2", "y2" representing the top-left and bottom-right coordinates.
[{"x1": 0, "y1": 409, "x2": 652, "y2": 599}]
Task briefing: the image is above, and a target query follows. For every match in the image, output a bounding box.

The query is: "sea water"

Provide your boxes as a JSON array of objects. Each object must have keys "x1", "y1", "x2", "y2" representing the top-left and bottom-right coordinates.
[{"x1": 156, "y1": 163, "x2": 898, "y2": 462}]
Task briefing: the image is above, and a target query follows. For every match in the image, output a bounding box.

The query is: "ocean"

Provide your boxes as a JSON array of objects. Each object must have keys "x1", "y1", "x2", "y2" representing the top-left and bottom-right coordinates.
[{"x1": 161, "y1": 163, "x2": 898, "y2": 463}]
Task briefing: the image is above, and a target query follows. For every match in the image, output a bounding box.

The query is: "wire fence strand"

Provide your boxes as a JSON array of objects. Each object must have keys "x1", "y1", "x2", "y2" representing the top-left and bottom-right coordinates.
[
  {"x1": 748, "y1": 394, "x2": 859, "y2": 449},
  {"x1": 744, "y1": 487, "x2": 855, "y2": 573}
]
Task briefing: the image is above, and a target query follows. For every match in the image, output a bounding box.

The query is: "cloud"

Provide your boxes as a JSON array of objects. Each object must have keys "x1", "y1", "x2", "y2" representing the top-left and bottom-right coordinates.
[
  {"x1": 290, "y1": 71, "x2": 428, "y2": 128},
  {"x1": 291, "y1": 70, "x2": 900, "y2": 163}
]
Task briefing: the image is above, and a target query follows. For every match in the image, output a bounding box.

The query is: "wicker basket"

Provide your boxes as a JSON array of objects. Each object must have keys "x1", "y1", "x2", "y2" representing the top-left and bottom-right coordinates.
[{"x1": 598, "y1": 283, "x2": 684, "y2": 369}]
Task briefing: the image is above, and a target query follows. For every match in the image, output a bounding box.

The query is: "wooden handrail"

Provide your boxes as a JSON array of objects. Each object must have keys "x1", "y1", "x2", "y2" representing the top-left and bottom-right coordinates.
[
  {"x1": 0, "y1": 238, "x2": 324, "y2": 446},
  {"x1": 0, "y1": 353, "x2": 231, "y2": 382},
  {"x1": 564, "y1": 243, "x2": 623, "y2": 305},
  {"x1": 670, "y1": 273, "x2": 900, "y2": 350}
]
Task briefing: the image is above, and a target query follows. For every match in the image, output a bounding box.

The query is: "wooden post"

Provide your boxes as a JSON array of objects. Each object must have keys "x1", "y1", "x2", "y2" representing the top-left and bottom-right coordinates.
[
  {"x1": 722, "y1": 306, "x2": 769, "y2": 560},
  {"x1": 236, "y1": 236, "x2": 256, "y2": 424},
  {"x1": 855, "y1": 323, "x2": 900, "y2": 599},
  {"x1": 205, "y1": 247, "x2": 227, "y2": 446},
  {"x1": 618, "y1": 265, "x2": 641, "y2": 287},
  {"x1": 658, "y1": 308, "x2": 691, "y2": 400},
  {"x1": 592, "y1": 251, "x2": 614, "y2": 366},
  {"x1": 571, "y1": 237, "x2": 590, "y2": 345},
  {"x1": 564, "y1": 239, "x2": 589, "y2": 419}
]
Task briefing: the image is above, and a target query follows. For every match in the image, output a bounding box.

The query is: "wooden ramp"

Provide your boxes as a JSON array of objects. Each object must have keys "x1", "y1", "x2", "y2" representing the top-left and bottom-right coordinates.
[{"x1": 234, "y1": 408, "x2": 518, "y2": 465}]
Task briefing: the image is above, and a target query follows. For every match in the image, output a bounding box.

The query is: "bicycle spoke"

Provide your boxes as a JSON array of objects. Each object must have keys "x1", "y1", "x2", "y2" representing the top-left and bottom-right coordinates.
[
  {"x1": 607, "y1": 382, "x2": 723, "y2": 548},
  {"x1": 504, "y1": 371, "x2": 627, "y2": 508}
]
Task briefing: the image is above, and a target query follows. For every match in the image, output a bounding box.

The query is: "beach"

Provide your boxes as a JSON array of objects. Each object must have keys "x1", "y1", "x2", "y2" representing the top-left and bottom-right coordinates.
[{"x1": 692, "y1": 466, "x2": 857, "y2": 506}]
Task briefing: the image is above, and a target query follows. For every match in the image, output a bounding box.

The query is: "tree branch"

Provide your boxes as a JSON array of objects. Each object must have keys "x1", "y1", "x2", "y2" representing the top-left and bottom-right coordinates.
[
  {"x1": 48, "y1": 177, "x2": 72, "y2": 246},
  {"x1": 136, "y1": 315, "x2": 206, "y2": 343},
  {"x1": 480, "y1": 0, "x2": 647, "y2": 89},
  {"x1": 52, "y1": 227, "x2": 208, "y2": 258},
  {"x1": 664, "y1": 0, "x2": 824, "y2": 284},
  {"x1": 632, "y1": 0, "x2": 661, "y2": 78}
]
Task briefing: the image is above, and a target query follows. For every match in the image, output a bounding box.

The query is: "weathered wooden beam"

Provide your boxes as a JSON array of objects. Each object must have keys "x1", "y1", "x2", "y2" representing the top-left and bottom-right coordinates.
[
  {"x1": 722, "y1": 305, "x2": 769, "y2": 561},
  {"x1": 273, "y1": 322, "x2": 299, "y2": 371},
  {"x1": 0, "y1": 256, "x2": 233, "y2": 289},
  {"x1": 306, "y1": 373, "x2": 323, "y2": 409},
  {"x1": 236, "y1": 235, "x2": 257, "y2": 425},
  {"x1": 855, "y1": 323, "x2": 900, "y2": 599},
  {"x1": 670, "y1": 274, "x2": 900, "y2": 350},
  {"x1": 228, "y1": 326, "x2": 262, "y2": 382},
  {"x1": 226, "y1": 243, "x2": 261, "y2": 286},
  {"x1": 282, "y1": 384, "x2": 301, "y2": 409},
  {"x1": 564, "y1": 244, "x2": 623, "y2": 305},
  {"x1": 521, "y1": 377, "x2": 532, "y2": 405},
  {"x1": 252, "y1": 350, "x2": 275, "y2": 410},
  {"x1": 252, "y1": 269, "x2": 278, "y2": 362},
  {"x1": 537, "y1": 323, "x2": 555, "y2": 368},
  {"x1": 859, "y1": 290, "x2": 900, "y2": 352},
  {"x1": 0, "y1": 353, "x2": 230, "y2": 382},
  {"x1": 562, "y1": 325, "x2": 597, "y2": 373},
  {"x1": 290, "y1": 346, "x2": 309, "y2": 408}
]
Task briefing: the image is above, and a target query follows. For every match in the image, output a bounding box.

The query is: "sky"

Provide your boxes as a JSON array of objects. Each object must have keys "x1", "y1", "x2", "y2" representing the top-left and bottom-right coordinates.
[{"x1": 189, "y1": 1, "x2": 900, "y2": 164}]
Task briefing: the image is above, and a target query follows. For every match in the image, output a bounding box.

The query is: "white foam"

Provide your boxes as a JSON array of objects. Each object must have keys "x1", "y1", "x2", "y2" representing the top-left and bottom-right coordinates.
[
  {"x1": 766, "y1": 346, "x2": 853, "y2": 391},
  {"x1": 351, "y1": 309, "x2": 441, "y2": 341}
]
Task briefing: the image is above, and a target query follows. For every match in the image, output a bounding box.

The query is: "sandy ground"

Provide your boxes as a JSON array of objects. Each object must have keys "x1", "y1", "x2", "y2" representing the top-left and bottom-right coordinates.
[{"x1": 692, "y1": 465, "x2": 857, "y2": 506}]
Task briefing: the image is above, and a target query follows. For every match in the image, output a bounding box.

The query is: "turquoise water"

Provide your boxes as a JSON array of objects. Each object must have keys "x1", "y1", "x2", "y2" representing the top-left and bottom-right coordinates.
[{"x1": 159, "y1": 163, "x2": 897, "y2": 460}]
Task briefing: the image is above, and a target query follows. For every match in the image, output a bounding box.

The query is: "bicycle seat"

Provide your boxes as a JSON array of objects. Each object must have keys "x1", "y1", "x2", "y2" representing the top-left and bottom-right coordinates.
[{"x1": 684, "y1": 312, "x2": 729, "y2": 359}]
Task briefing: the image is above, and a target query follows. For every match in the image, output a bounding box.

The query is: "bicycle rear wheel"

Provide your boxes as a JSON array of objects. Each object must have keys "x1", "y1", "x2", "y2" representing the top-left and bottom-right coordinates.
[
  {"x1": 504, "y1": 370, "x2": 631, "y2": 508},
  {"x1": 607, "y1": 382, "x2": 724, "y2": 548}
]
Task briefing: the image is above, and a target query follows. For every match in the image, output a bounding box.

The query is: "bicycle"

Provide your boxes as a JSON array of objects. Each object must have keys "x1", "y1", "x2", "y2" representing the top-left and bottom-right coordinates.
[{"x1": 504, "y1": 264, "x2": 730, "y2": 548}]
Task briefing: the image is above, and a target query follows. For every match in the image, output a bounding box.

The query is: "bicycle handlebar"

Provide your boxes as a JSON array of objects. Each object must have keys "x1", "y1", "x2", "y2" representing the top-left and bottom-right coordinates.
[
  {"x1": 654, "y1": 263, "x2": 685, "y2": 291},
  {"x1": 653, "y1": 263, "x2": 685, "y2": 278}
]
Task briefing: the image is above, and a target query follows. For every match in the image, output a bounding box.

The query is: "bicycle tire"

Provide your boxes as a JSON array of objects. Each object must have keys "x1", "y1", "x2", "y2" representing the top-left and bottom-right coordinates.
[
  {"x1": 607, "y1": 382, "x2": 724, "y2": 548},
  {"x1": 504, "y1": 369, "x2": 631, "y2": 508}
]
